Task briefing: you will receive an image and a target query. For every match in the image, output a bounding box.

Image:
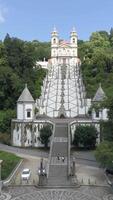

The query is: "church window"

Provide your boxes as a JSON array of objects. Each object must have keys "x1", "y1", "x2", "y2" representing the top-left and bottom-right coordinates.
[
  {"x1": 96, "y1": 111, "x2": 99, "y2": 118},
  {"x1": 53, "y1": 38, "x2": 56, "y2": 44},
  {"x1": 27, "y1": 109, "x2": 31, "y2": 118},
  {"x1": 73, "y1": 38, "x2": 75, "y2": 43}
]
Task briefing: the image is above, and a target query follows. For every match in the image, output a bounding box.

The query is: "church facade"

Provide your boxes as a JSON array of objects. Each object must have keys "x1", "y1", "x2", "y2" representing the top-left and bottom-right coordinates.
[
  {"x1": 11, "y1": 28, "x2": 108, "y2": 147},
  {"x1": 51, "y1": 27, "x2": 78, "y2": 66}
]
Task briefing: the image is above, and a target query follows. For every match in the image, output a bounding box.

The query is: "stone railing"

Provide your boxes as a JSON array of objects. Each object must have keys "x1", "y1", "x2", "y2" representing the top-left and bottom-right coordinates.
[
  {"x1": 3, "y1": 159, "x2": 23, "y2": 187},
  {"x1": 46, "y1": 122, "x2": 55, "y2": 178},
  {"x1": 67, "y1": 123, "x2": 71, "y2": 176}
]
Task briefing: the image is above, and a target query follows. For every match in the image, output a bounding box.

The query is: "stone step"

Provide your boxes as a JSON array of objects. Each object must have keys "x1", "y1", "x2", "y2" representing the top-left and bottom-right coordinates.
[
  {"x1": 51, "y1": 142, "x2": 68, "y2": 156},
  {"x1": 47, "y1": 176, "x2": 71, "y2": 186},
  {"x1": 53, "y1": 137, "x2": 68, "y2": 142},
  {"x1": 50, "y1": 156, "x2": 67, "y2": 165}
]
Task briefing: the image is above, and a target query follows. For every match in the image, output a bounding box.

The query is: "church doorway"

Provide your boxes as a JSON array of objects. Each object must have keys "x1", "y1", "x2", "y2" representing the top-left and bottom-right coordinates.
[
  {"x1": 63, "y1": 58, "x2": 66, "y2": 65},
  {"x1": 60, "y1": 114, "x2": 65, "y2": 118}
]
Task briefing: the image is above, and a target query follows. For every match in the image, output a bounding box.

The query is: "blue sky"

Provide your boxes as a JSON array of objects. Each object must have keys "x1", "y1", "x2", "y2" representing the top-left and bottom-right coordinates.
[{"x1": 0, "y1": 0, "x2": 113, "y2": 42}]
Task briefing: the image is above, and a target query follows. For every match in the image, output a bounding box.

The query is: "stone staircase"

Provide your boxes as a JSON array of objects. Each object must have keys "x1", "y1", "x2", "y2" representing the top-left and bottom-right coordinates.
[
  {"x1": 38, "y1": 64, "x2": 91, "y2": 118},
  {"x1": 47, "y1": 122, "x2": 72, "y2": 187}
]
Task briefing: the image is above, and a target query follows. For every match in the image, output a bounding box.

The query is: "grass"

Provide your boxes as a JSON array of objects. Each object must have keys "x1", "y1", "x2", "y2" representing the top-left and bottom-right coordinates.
[{"x1": 0, "y1": 151, "x2": 21, "y2": 180}]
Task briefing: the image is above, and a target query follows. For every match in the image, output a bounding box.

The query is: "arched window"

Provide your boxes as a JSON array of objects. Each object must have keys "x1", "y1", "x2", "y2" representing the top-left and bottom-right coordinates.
[
  {"x1": 53, "y1": 38, "x2": 56, "y2": 44},
  {"x1": 73, "y1": 38, "x2": 75, "y2": 43}
]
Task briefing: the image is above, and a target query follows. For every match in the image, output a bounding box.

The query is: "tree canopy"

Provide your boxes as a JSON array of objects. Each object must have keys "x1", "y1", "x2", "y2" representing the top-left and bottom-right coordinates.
[
  {"x1": 0, "y1": 34, "x2": 49, "y2": 110},
  {"x1": 0, "y1": 34, "x2": 49, "y2": 136},
  {"x1": 95, "y1": 141, "x2": 113, "y2": 168},
  {"x1": 73, "y1": 125, "x2": 97, "y2": 149},
  {"x1": 79, "y1": 29, "x2": 113, "y2": 98},
  {"x1": 38, "y1": 125, "x2": 52, "y2": 148}
]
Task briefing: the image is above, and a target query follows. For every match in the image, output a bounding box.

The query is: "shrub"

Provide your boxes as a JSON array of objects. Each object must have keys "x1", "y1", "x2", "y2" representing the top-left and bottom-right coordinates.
[
  {"x1": 73, "y1": 125, "x2": 98, "y2": 149},
  {"x1": 38, "y1": 125, "x2": 52, "y2": 148}
]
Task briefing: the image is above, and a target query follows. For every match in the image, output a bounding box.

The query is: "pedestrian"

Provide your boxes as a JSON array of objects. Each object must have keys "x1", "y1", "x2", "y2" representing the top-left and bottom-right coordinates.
[
  {"x1": 57, "y1": 154, "x2": 60, "y2": 160},
  {"x1": 62, "y1": 156, "x2": 65, "y2": 162}
]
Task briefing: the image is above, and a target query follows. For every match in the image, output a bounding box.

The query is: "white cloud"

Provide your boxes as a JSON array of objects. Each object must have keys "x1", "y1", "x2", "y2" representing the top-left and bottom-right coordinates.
[
  {"x1": 0, "y1": 9, "x2": 5, "y2": 23},
  {"x1": 0, "y1": 2, "x2": 8, "y2": 24}
]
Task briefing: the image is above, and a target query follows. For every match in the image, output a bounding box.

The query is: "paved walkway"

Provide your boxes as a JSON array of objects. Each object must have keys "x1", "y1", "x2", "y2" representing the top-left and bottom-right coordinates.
[{"x1": 1, "y1": 186, "x2": 113, "y2": 200}]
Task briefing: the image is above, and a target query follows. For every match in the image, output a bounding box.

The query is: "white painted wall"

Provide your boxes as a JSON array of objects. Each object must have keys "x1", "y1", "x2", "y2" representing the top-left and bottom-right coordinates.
[
  {"x1": 17, "y1": 103, "x2": 24, "y2": 120},
  {"x1": 13, "y1": 124, "x2": 22, "y2": 146},
  {"x1": 17, "y1": 102, "x2": 34, "y2": 120},
  {"x1": 92, "y1": 108, "x2": 108, "y2": 121}
]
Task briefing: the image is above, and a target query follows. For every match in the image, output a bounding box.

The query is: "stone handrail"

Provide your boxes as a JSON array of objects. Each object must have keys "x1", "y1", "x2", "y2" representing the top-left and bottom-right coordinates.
[
  {"x1": 3, "y1": 159, "x2": 23, "y2": 186},
  {"x1": 67, "y1": 123, "x2": 71, "y2": 176},
  {"x1": 46, "y1": 122, "x2": 55, "y2": 178}
]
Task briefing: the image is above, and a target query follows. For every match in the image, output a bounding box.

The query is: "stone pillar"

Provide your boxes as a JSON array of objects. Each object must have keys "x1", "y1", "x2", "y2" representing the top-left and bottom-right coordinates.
[
  {"x1": 72, "y1": 159, "x2": 76, "y2": 176},
  {"x1": 38, "y1": 158, "x2": 47, "y2": 186}
]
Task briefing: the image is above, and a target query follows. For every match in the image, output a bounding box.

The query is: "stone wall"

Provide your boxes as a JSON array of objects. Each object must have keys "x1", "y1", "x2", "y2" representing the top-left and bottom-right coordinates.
[{"x1": 12, "y1": 120, "x2": 53, "y2": 147}]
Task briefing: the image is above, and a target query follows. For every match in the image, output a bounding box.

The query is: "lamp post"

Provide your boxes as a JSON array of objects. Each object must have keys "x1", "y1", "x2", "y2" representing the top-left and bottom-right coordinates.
[
  {"x1": 38, "y1": 158, "x2": 46, "y2": 186},
  {"x1": 0, "y1": 160, "x2": 3, "y2": 195}
]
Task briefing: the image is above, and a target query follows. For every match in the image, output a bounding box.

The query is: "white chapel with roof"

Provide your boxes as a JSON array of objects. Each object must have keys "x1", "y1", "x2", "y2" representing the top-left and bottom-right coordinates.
[{"x1": 12, "y1": 28, "x2": 108, "y2": 147}]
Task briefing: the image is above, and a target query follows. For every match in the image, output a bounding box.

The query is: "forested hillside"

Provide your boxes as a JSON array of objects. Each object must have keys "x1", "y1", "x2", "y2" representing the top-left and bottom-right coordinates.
[
  {"x1": 78, "y1": 29, "x2": 113, "y2": 98},
  {"x1": 0, "y1": 34, "x2": 50, "y2": 139},
  {"x1": 0, "y1": 34, "x2": 50, "y2": 110},
  {"x1": 78, "y1": 30, "x2": 113, "y2": 166}
]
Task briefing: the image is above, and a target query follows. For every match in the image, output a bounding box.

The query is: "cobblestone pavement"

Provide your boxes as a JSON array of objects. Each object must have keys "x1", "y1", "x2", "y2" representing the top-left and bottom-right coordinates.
[
  {"x1": 0, "y1": 193, "x2": 11, "y2": 200},
  {"x1": 1, "y1": 186, "x2": 113, "y2": 200}
]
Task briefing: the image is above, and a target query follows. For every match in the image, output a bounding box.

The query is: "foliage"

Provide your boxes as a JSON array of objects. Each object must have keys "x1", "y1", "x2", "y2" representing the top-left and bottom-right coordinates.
[
  {"x1": 38, "y1": 125, "x2": 52, "y2": 147},
  {"x1": 0, "y1": 34, "x2": 49, "y2": 110},
  {"x1": 73, "y1": 125, "x2": 97, "y2": 149},
  {"x1": 106, "y1": 96, "x2": 113, "y2": 122},
  {"x1": 0, "y1": 34, "x2": 49, "y2": 135},
  {"x1": 0, "y1": 110, "x2": 16, "y2": 134},
  {"x1": 79, "y1": 29, "x2": 113, "y2": 98},
  {"x1": 0, "y1": 133, "x2": 11, "y2": 145},
  {"x1": 99, "y1": 96, "x2": 113, "y2": 142},
  {"x1": 95, "y1": 141, "x2": 113, "y2": 168},
  {"x1": 34, "y1": 68, "x2": 47, "y2": 98},
  {"x1": 32, "y1": 40, "x2": 50, "y2": 61},
  {"x1": 0, "y1": 151, "x2": 20, "y2": 180},
  {"x1": 100, "y1": 121, "x2": 113, "y2": 142},
  {"x1": 0, "y1": 150, "x2": 21, "y2": 180}
]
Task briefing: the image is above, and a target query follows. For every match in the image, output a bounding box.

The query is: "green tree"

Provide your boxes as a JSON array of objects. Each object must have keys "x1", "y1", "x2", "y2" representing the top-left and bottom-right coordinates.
[
  {"x1": 109, "y1": 27, "x2": 113, "y2": 46},
  {"x1": 107, "y1": 96, "x2": 113, "y2": 122},
  {"x1": 0, "y1": 110, "x2": 16, "y2": 134},
  {"x1": 38, "y1": 125, "x2": 52, "y2": 148},
  {"x1": 80, "y1": 30, "x2": 113, "y2": 98},
  {"x1": 95, "y1": 141, "x2": 113, "y2": 168},
  {"x1": 100, "y1": 121, "x2": 113, "y2": 142},
  {"x1": 73, "y1": 125, "x2": 97, "y2": 149}
]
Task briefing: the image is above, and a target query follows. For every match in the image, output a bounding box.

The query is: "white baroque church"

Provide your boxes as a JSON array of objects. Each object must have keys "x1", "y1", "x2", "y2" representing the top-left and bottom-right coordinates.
[{"x1": 12, "y1": 28, "x2": 108, "y2": 147}]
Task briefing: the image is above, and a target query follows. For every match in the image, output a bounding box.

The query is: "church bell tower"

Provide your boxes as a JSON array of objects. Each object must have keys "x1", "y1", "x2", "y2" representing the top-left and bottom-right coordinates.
[
  {"x1": 70, "y1": 27, "x2": 78, "y2": 59},
  {"x1": 51, "y1": 26, "x2": 59, "y2": 65}
]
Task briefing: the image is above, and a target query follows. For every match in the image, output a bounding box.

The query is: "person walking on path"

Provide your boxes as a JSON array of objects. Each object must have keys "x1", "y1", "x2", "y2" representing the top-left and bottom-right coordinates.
[{"x1": 62, "y1": 156, "x2": 65, "y2": 162}]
